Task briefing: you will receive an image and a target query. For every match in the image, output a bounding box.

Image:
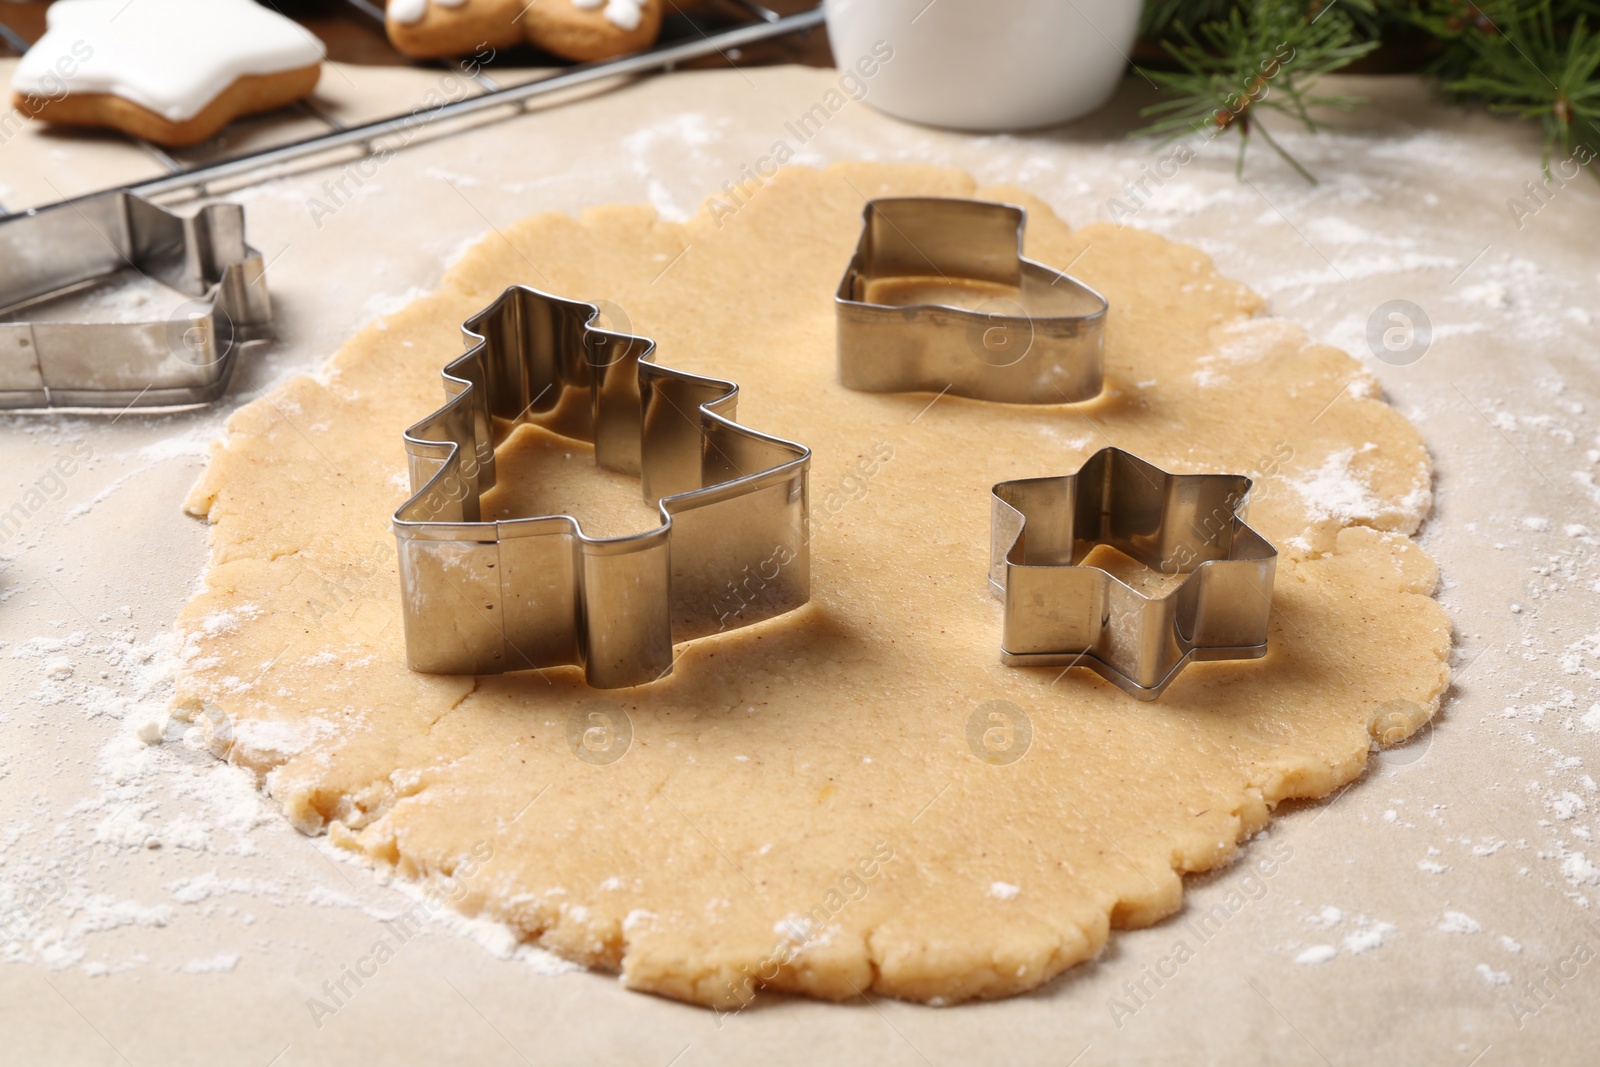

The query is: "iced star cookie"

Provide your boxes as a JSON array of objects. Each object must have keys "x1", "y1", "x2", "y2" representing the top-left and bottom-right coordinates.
[
  {"x1": 385, "y1": 0, "x2": 661, "y2": 63},
  {"x1": 10, "y1": 0, "x2": 324, "y2": 148}
]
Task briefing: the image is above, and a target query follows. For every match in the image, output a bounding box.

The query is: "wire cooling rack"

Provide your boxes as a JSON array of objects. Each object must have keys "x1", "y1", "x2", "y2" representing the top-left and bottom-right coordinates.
[{"x1": 0, "y1": 0, "x2": 824, "y2": 216}]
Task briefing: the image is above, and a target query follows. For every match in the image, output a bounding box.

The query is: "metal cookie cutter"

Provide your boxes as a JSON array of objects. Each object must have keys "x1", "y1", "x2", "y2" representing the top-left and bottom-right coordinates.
[
  {"x1": 836, "y1": 197, "x2": 1107, "y2": 404},
  {"x1": 394, "y1": 285, "x2": 811, "y2": 689},
  {"x1": 990, "y1": 448, "x2": 1277, "y2": 700},
  {"x1": 0, "y1": 190, "x2": 271, "y2": 410}
]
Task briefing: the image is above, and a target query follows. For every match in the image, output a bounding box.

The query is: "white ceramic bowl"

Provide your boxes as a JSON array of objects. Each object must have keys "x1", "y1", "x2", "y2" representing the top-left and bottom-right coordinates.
[{"x1": 824, "y1": 0, "x2": 1142, "y2": 131}]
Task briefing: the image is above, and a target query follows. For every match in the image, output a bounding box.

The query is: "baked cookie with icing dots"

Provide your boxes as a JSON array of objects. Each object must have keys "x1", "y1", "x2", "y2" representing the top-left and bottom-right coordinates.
[
  {"x1": 10, "y1": 0, "x2": 324, "y2": 148},
  {"x1": 385, "y1": 0, "x2": 661, "y2": 62}
]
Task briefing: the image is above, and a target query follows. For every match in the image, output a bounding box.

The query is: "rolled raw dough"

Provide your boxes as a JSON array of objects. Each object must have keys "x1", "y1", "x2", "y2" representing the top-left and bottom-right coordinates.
[{"x1": 174, "y1": 163, "x2": 1450, "y2": 1007}]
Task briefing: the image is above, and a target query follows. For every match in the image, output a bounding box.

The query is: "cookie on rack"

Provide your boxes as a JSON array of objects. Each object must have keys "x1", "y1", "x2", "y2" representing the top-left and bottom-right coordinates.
[
  {"x1": 385, "y1": 0, "x2": 662, "y2": 62},
  {"x1": 9, "y1": 0, "x2": 325, "y2": 149}
]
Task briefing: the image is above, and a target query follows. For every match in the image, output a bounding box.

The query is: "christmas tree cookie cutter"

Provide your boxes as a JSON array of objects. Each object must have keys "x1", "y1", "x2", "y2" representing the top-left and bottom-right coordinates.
[
  {"x1": 0, "y1": 190, "x2": 271, "y2": 410},
  {"x1": 394, "y1": 285, "x2": 812, "y2": 689},
  {"x1": 835, "y1": 197, "x2": 1107, "y2": 405},
  {"x1": 990, "y1": 448, "x2": 1277, "y2": 700}
]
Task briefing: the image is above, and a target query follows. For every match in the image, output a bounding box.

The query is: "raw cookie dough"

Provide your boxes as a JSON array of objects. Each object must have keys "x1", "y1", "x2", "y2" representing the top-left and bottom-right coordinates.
[
  {"x1": 174, "y1": 163, "x2": 1451, "y2": 1008},
  {"x1": 10, "y1": 0, "x2": 324, "y2": 148},
  {"x1": 385, "y1": 0, "x2": 661, "y2": 62}
]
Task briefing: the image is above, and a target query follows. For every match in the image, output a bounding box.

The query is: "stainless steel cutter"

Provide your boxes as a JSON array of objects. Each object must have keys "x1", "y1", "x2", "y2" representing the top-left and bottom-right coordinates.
[
  {"x1": 0, "y1": 191, "x2": 271, "y2": 410},
  {"x1": 990, "y1": 447, "x2": 1277, "y2": 700},
  {"x1": 394, "y1": 285, "x2": 811, "y2": 689},
  {"x1": 836, "y1": 197, "x2": 1107, "y2": 405}
]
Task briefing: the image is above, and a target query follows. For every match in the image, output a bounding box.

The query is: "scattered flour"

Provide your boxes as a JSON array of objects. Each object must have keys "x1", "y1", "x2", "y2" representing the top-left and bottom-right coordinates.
[
  {"x1": 1342, "y1": 922, "x2": 1397, "y2": 955},
  {"x1": 0, "y1": 605, "x2": 573, "y2": 983},
  {"x1": 1475, "y1": 962, "x2": 1512, "y2": 986},
  {"x1": 1291, "y1": 448, "x2": 1384, "y2": 525},
  {"x1": 181, "y1": 952, "x2": 241, "y2": 974}
]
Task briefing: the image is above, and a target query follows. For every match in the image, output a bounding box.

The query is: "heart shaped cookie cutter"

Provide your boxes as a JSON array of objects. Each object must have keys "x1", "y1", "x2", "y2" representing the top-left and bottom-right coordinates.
[{"x1": 835, "y1": 197, "x2": 1107, "y2": 405}]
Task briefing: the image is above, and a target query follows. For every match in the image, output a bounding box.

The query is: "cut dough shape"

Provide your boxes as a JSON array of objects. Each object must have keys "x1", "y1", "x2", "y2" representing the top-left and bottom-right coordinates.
[
  {"x1": 10, "y1": 0, "x2": 324, "y2": 148},
  {"x1": 175, "y1": 163, "x2": 1451, "y2": 1008}
]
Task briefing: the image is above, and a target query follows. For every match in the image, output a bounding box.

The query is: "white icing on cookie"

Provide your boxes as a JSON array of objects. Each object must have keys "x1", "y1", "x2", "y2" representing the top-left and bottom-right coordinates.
[
  {"x1": 605, "y1": 0, "x2": 644, "y2": 32},
  {"x1": 11, "y1": 0, "x2": 325, "y2": 123},
  {"x1": 391, "y1": 0, "x2": 642, "y2": 32},
  {"x1": 571, "y1": 0, "x2": 645, "y2": 32},
  {"x1": 387, "y1": 0, "x2": 427, "y2": 23},
  {"x1": 387, "y1": 0, "x2": 466, "y2": 26}
]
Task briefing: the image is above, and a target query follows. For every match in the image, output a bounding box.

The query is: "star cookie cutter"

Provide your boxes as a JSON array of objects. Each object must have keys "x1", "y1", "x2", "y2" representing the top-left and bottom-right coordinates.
[
  {"x1": 990, "y1": 448, "x2": 1277, "y2": 700},
  {"x1": 394, "y1": 285, "x2": 812, "y2": 689},
  {"x1": 0, "y1": 190, "x2": 272, "y2": 410},
  {"x1": 836, "y1": 197, "x2": 1107, "y2": 405}
]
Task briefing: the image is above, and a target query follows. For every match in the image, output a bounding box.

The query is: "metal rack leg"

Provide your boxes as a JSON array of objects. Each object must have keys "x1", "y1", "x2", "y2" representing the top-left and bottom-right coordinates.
[
  {"x1": 133, "y1": 140, "x2": 183, "y2": 172},
  {"x1": 722, "y1": 0, "x2": 784, "y2": 23},
  {"x1": 0, "y1": 19, "x2": 29, "y2": 55},
  {"x1": 297, "y1": 98, "x2": 348, "y2": 132}
]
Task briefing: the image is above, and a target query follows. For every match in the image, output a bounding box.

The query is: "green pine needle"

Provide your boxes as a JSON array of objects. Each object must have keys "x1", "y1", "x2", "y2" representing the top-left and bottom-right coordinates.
[
  {"x1": 1133, "y1": 1, "x2": 1381, "y2": 182},
  {"x1": 1135, "y1": 0, "x2": 1600, "y2": 183},
  {"x1": 1437, "y1": 0, "x2": 1600, "y2": 173}
]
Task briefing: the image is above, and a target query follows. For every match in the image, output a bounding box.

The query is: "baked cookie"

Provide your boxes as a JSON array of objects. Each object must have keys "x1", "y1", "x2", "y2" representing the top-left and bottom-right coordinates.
[
  {"x1": 385, "y1": 0, "x2": 662, "y2": 62},
  {"x1": 10, "y1": 0, "x2": 324, "y2": 148}
]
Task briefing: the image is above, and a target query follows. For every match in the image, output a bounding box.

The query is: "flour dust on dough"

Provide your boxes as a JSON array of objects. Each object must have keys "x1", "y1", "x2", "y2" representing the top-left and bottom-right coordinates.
[{"x1": 174, "y1": 163, "x2": 1450, "y2": 1007}]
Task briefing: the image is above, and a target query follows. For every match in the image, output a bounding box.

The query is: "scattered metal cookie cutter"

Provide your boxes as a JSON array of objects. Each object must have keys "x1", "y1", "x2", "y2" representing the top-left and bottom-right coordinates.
[
  {"x1": 394, "y1": 285, "x2": 812, "y2": 689},
  {"x1": 836, "y1": 197, "x2": 1107, "y2": 405},
  {"x1": 990, "y1": 448, "x2": 1277, "y2": 700},
  {"x1": 0, "y1": 190, "x2": 272, "y2": 410}
]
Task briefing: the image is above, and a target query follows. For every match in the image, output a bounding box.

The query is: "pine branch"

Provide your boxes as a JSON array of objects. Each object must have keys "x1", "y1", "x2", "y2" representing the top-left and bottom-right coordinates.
[
  {"x1": 1133, "y1": 1, "x2": 1380, "y2": 182},
  {"x1": 1433, "y1": 0, "x2": 1600, "y2": 173},
  {"x1": 1136, "y1": 0, "x2": 1600, "y2": 182}
]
